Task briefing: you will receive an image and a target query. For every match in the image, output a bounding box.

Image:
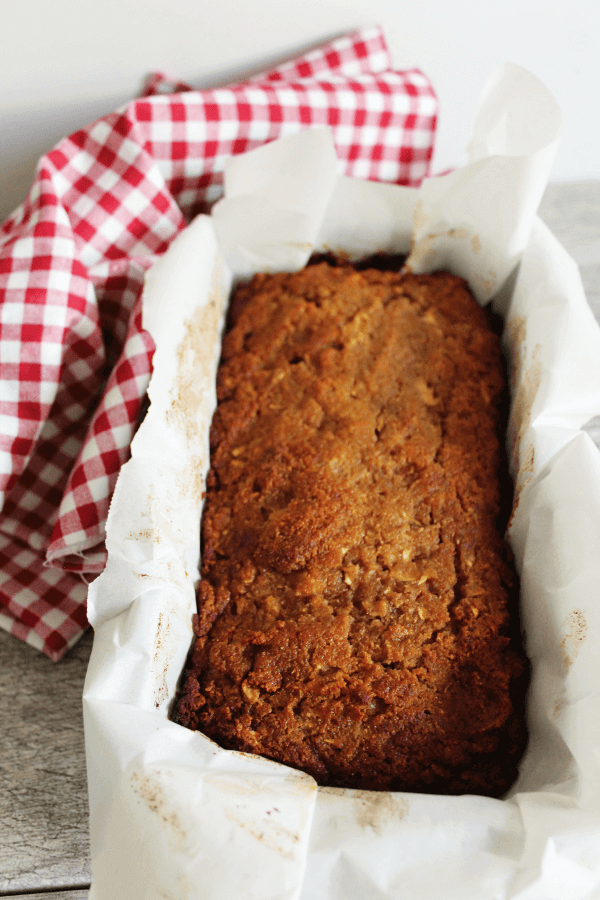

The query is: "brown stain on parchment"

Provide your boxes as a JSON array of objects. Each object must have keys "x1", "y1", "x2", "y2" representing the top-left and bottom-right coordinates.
[
  {"x1": 203, "y1": 773, "x2": 271, "y2": 799},
  {"x1": 560, "y1": 609, "x2": 587, "y2": 672},
  {"x1": 407, "y1": 226, "x2": 469, "y2": 270},
  {"x1": 406, "y1": 225, "x2": 495, "y2": 297},
  {"x1": 355, "y1": 790, "x2": 408, "y2": 833},
  {"x1": 124, "y1": 272, "x2": 226, "y2": 549},
  {"x1": 165, "y1": 282, "x2": 224, "y2": 482},
  {"x1": 153, "y1": 611, "x2": 172, "y2": 708},
  {"x1": 505, "y1": 315, "x2": 527, "y2": 363},
  {"x1": 205, "y1": 771, "x2": 314, "y2": 861},
  {"x1": 157, "y1": 261, "x2": 228, "y2": 513},
  {"x1": 553, "y1": 688, "x2": 567, "y2": 719},
  {"x1": 147, "y1": 265, "x2": 228, "y2": 704},
  {"x1": 320, "y1": 786, "x2": 409, "y2": 834},
  {"x1": 504, "y1": 316, "x2": 543, "y2": 524},
  {"x1": 554, "y1": 610, "x2": 588, "y2": 716},
  {"x1": 353, "y1": 790, "x2": 409, "y2": 833},
  {"x1": 168, "y1": 287, "x2": 223, "y2": 510},
  {"x1": 222, "y1": 812, "x2": 300, "y2": 861},
  {"x1": 130, "y1": 769, "x2": 189, "y2": 853},
  {"x1": 511, "y1": 344, "x2": 542, "y2": 469},
  {"x1": 126, "y1": 527, "x2": 155, "y2": 542}
]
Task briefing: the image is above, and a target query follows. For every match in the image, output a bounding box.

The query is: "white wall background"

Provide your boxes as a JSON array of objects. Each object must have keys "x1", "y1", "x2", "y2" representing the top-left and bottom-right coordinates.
[{"x1": 2, "y1": 0, "x2": 599, "y2": 222}]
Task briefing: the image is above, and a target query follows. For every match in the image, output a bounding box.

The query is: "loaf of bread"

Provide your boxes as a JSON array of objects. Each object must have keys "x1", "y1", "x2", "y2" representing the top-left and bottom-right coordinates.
[{"x1": 173, "y1": 259, "x2": 528, "y2": 797}]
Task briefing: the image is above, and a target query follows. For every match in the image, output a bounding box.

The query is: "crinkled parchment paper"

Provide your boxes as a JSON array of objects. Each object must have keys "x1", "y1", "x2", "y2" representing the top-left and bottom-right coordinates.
[{"x1": 84, "y1": 66, "x2": 600, "y2": 899}]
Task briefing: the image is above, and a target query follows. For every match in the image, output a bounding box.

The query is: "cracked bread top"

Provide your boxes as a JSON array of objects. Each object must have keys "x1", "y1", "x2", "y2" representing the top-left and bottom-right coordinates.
[{"x1": 173, "y1": 261, "x2": 527, "y2": 796}]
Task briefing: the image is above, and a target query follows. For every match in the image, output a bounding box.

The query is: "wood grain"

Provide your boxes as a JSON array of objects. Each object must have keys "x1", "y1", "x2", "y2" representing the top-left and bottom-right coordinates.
[
  {"x1": 0, "y1": 628, "x2": 93, "y2": 893},
  {"x1": 6, "y1": 893, "x2": 90, "y2": 899},
  {"x1": 539, "y1": 181, "x2": 600, "y2": 446},
  {"x1": 539, "y1": 180, "x2": 600, "y2": 320}
]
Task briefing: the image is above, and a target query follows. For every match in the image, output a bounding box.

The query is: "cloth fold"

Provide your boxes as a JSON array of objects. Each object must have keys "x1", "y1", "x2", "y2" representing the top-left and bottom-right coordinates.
[{"x1": 0, "y1": 25, "x2": 437, "y2": 660}]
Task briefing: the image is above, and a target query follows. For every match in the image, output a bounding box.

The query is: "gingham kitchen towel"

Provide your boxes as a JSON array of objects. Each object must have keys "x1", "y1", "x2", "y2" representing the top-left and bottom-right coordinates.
[{"x1": 0, "y1": 25, "x2": 438, "y2": 660}]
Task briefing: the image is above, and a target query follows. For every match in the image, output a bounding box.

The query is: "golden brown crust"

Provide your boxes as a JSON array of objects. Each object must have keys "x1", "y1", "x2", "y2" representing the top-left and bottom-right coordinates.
[{"x1": 173, "y1": 262, "x2": 527, "y2": 796}]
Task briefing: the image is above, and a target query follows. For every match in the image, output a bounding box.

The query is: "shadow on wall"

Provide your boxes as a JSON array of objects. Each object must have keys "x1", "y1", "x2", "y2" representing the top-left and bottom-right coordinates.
[{"x1": 0, "y1": 29, "x2": 355, "y2": 226}]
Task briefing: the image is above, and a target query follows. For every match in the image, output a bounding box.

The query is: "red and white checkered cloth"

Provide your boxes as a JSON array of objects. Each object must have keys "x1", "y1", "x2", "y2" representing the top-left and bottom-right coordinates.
[{"x1": 0, "y1": 26, "x2": 437, "y2": 660}]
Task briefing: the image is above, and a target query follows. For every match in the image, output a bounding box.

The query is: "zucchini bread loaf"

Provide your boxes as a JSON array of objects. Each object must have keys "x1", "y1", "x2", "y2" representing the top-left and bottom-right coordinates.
[{"x1": 173, "y1": 260, "x2": 528, "y2": 797}]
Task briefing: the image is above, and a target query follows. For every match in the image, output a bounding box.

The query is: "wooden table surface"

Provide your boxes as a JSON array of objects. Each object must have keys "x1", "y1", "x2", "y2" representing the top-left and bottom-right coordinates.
[{"x1": 1, "y1": 181, "x2": 599, "y2": 900}]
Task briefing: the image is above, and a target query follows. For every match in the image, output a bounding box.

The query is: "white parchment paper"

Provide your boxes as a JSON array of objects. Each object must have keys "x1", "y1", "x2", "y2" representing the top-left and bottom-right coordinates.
[{"x1": 84, "y1": 67, "x2": 600, "y2": 900}]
